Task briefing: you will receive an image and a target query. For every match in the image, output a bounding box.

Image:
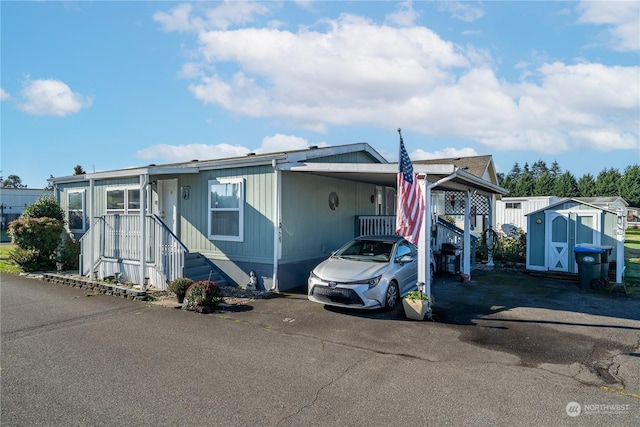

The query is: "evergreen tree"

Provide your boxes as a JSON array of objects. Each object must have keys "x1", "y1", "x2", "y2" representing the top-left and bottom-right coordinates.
[
  {"x1": 44, "y1": 175, "x2": 54, "y2": 191},
  {"x1": 534, "y1": 171, "x2": 556, "y2": 196},
  {"x1": 531, "y1": 159, "x2": 548, "y2": 180},
  {"x1": 577, "y1": 174, "x2": 596, "y2": 197},
  {"x1": 500, "y1": 176, "x2": 516, "y2": 194},
  {"x1": 553, "y1": 172, "x2": 579, "y2": 197},
  {"x1": 595, "y1": 168, "x2": 622, "y2": 196},
  {"x1": 507, "y1": 162, "x2": 522, "y2": 181},
  {"x1": 513, "y1": 171, "x2": 535, "y2": 197},
  {"x1": 550, "y1": 161, "x2": 561, "y2": 177},
  {"x1": 2, "y1": 174, "x2": 26, "y2": 188},
  {"x1": 618, "y1": 164, "x2": 640, "y2": 206},
  {"x1": 74, "y1": 165, "x2": 86, "y2": 175}
]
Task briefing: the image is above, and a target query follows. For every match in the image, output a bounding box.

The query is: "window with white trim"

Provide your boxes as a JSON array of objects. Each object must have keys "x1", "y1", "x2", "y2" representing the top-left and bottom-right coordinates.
[
  {"x1": 106, "y1": 187, "x2": 141, "y2": 214},
  {"x1": 208, "y1": 178, "x2": 244, "y2": 241},
  {"x1": 68, "y1": 190, "x2": 85, "y2": 231},
  {"x1": 505, "y1": 202, "x2": 522, "y2": 209}
]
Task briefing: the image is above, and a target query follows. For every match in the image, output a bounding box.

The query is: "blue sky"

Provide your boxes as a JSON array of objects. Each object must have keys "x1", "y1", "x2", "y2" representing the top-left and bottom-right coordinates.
[{"x1": 2, "y1": 1, "x2": 639, "y2": 188}]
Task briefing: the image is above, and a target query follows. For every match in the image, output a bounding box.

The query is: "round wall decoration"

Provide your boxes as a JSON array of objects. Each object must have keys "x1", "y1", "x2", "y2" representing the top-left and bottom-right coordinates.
[{"x1": 328, "y1": 192, "x2": 339, "y2": 210}]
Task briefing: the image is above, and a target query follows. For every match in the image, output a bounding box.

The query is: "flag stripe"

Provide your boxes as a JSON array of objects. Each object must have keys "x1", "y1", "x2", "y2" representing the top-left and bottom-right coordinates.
[{"x1": 395, "y1": 136, "x2": 424, "y2": 244}]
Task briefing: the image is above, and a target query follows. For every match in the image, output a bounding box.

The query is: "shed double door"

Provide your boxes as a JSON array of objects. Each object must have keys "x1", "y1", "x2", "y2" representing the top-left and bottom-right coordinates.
[{"x1": 546, "y1": 211, "x2": 599, "y2": 273}]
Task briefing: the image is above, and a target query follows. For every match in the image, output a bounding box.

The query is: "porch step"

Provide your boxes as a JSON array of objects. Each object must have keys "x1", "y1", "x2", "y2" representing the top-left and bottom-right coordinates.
[{"x1": 183, "y1": 252, "x2": 229, "y2": 286}]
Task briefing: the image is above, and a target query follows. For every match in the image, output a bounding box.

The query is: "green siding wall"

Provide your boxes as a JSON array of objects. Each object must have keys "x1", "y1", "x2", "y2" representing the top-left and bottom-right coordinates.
[
  {"x1": 528, "y1": 211, "x2": 546, "y2": 267},
  {"x1": 179, "y1": 165, "x2": 275, "y2": 263},
  {"x1": 280, "y1": 172, "x2": 378, "y2": 263}
]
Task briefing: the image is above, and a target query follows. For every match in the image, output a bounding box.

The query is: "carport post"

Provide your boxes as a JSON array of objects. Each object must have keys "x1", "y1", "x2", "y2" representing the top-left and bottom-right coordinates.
[{"x1": 417, "y1": 175, "x2": 432, "y2": 317}]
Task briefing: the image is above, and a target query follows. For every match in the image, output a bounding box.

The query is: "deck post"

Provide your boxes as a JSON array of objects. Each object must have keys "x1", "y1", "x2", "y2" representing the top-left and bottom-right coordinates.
[{"x1": 140, "y1": 174, "x2": 148, "y2": 291}]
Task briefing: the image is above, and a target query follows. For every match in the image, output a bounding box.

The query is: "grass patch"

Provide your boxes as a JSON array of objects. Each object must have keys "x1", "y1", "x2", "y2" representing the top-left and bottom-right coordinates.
[
  {"x1": 624, "y1": 228, "x2": 640, "y2": 285},
  {"x1": 0, "y1": 244, "x2": 22, "y2": 275}
]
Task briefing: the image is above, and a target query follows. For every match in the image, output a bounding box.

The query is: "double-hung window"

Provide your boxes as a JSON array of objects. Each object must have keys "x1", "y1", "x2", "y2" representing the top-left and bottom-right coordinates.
[
  {"x1": 68, "y1": 190, "x2": 85, "y2": 232},
  {"x1": 106, "y1": 187, "x2": 141, "y2": 214},
  {"x1": 208, "y1": 178, "x2": 244, "y2": 242}
]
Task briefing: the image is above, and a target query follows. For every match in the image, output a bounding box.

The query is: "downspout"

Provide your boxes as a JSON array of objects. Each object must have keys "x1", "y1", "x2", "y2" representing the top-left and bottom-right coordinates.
[
  {"x1": 89, "y1": 178, "x2": 95, "y2": 282},
  {"x1": 140, "y1": 174, "x2": 149, "y2": 291},
  {"x1": 272, "y1": 159, "x2": 281, "y2": 291}
]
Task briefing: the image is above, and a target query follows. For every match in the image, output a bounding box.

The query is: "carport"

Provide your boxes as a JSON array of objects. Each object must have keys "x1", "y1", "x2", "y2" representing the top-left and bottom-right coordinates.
[{"x1": 280, "y1": 162, "x2": 509, "y2": 297}]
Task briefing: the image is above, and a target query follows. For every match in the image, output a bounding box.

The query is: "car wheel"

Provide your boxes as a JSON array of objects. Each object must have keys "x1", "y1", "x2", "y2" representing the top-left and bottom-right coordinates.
[{"x1": 384, "y1": 282, "x2": 399, "y2": 311}]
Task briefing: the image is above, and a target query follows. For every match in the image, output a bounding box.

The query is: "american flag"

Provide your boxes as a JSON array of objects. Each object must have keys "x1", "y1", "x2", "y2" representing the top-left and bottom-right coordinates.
[{"x1": 395, "y1": 135, "x2": 424, "y2": 245}]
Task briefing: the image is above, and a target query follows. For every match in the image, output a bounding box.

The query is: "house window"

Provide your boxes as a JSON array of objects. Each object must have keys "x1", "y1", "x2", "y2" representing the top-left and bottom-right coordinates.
[
  {"x1": 68, "y1": 190, "x2": 85, "y2": 231},
  {"x1": 505, "y1": 202, "x2": 522, "y2": 209},
  {"x1": 106, "y1": 187, "x2": 141, "y2": 214},
  {"x1": 208, "y1": 178, "x2": 244, "y2": 241}
]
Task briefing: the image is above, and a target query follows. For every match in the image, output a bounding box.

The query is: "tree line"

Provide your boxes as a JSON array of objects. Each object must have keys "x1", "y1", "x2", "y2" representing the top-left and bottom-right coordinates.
[{"x1": 497, "y1": 160, "x2": 640, "y2": 207}]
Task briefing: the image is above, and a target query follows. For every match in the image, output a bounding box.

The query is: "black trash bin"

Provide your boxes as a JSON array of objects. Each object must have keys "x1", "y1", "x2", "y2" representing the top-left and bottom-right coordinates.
[
  {"x1": 574, "y1": 245, "x2": 603, "y2": 289},
  {"x1": 578, "y1": 244, "x2": 613, "y2": 282}
]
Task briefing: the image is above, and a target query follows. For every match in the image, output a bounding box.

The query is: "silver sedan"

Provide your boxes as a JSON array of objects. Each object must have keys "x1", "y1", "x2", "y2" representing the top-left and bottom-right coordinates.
[{"x1": 308, "y1": 235, "x2": 433, "y2": 310}]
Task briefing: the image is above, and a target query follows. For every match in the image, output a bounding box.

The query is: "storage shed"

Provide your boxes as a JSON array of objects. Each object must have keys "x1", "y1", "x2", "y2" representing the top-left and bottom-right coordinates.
[
  {"x1": 526, "y1": 198, "x2": 626, "y2": 283},
  {"x1": 495, "y1": 196, "x2": 559, "y2": 233}
]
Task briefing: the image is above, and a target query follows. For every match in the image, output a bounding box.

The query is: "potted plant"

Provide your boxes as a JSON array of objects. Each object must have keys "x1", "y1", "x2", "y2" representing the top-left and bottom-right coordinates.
[
  {"x1": 167, "y1": 278, "x2": 194, "y2": 303},
  {"x1": 402, "y1": 283, "x2": 431, "y2": 321}
]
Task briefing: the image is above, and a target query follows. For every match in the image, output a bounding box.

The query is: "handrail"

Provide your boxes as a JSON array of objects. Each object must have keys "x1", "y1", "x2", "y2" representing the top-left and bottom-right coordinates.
[{"x1": 78, "y1": 214, "x2": 187, "y2": 289}]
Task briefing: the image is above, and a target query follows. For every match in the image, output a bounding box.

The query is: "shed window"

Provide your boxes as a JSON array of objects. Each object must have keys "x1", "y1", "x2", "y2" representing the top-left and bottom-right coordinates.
[
  {"x1": 106, "y1": 188, "x2": 141, "y2": 214},
  {"x1": 208, "y1": 178, "x2": 244, "y2": 242},
  {"x1": 505, "y1": 202, "x2": 522, "y2": 209},
  {"x1": 68, "y1": 190, "x2": 85, "y2": 232}
]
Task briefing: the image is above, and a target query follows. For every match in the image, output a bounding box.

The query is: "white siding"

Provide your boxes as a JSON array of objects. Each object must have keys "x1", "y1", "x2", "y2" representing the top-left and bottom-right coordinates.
[{"x1": 496, "y1": 196, "x2": 559, "y2": 233}]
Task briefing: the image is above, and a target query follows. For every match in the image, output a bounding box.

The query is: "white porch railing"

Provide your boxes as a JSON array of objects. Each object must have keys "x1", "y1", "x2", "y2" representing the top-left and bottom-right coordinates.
[
  {"x1": 79, "y1": 214, "x2": 186, "y2": 290},
  {"x1": 357, "y1": 215, "x2": 397, "y2": 236}
]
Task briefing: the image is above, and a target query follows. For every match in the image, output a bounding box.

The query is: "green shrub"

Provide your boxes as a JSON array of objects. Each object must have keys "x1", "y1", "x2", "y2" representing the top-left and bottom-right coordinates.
[
  {"x1": 8, "y1": 217, "x2": 64, "y2": 271},
  {"x1": 168, "y1": 278, "x2": 194, "y2": 302},
  {"x1": 57, "y1": 232, "x2": 80, "y2": 270},
  {"x1": 185, "y1": 280, "x2": 223, "y2": 310},
  {"x1": 9, "y1": 247, "x2": 53, "y2": 271},
  {"x1": 475, "y1": 227, "x2": 526, "y2": 264},
  {"x1": 21, "y1": 195, "x2": 64, "y2": 221}
]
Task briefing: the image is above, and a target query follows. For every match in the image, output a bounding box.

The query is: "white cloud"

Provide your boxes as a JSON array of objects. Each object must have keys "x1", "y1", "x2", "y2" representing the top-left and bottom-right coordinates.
[
  {"x1": 577, "y1": 0, "x2": 640, "y2": 51},
  {"x1": 437, "y1": 1, "x2": 485, "y2": 22},
  {"x1": 136, "y1": 143, "x2": 250, "y2": 162},
  {"x1": 157, "y1": 5, "x2": 639, "y2": 157},
  {"x1": 0, "y1": 88, "x2": 10, "y2": 101},
  {"x1": 135, "y1": 134, "x2": 328, "y2": 163},
  {"x1": 154, "y1": 1, "x2": 270, "y2": 32},
  {"x1": 412, "y1": 147, "x2": 480, "y2": 160},
  {"x1": 17, "y1": 78, "x2": 92, "y2": 117},
  {"x1": 256, "y1": 133, "x2": 328, "y2": 153},
  {"x1": 385, "y1": 1, "x2": 419, "y2": 27}
]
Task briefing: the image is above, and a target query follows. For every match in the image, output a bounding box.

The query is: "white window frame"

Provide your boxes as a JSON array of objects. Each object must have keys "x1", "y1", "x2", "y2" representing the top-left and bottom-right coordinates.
[
  {"x1": 506, "y1": 202, "x2": 522, "y2": 209},
  {"x1": 68, "y1": 190, "x2": 85, "y2": 232},
  {"x1": 208, "y1": 178, "x2": 244, "y2": 242},
  {"x1": 105, "y1": 186, "x2": 142, "y2": 214}
]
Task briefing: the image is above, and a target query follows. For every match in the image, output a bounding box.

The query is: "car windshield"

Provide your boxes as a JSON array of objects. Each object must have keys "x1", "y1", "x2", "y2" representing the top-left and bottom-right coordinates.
[{"x1": 333, "y1": 240, "x2": 394, "y2": 262}]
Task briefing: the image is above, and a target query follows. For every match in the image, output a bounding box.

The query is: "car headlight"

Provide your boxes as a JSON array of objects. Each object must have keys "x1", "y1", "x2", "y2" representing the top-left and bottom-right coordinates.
[
  {"x1": 367, "y1": 275, "x2": 382, "y2": 288},
  {"x1": 309, "y1": 270, "x2": 320, "y2": 280}
]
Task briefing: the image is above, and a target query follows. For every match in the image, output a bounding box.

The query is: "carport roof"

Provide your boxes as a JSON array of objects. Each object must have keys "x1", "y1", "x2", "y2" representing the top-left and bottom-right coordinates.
[{"x1": 280, "y1": 162, "x2": 508, "y2": 196}]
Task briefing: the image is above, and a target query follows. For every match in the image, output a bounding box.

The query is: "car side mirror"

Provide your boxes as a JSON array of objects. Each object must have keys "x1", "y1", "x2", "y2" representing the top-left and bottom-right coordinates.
[{"x1": 398, "y1": 255, "x2": 414, "y2": 264}]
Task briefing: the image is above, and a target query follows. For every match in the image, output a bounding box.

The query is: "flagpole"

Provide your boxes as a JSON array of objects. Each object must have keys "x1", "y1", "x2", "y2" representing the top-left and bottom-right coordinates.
[{"x1": 397, "y1": 128, "x2": 431, "y2": 319}]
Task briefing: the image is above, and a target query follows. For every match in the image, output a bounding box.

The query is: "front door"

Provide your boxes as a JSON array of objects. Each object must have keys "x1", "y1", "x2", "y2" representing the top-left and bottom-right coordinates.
[
  {"x1": 158, "y1": 179, "x2": 178, "y2": 234},
  {"x1": 547, "y1": 212, "x2": 569, "y2": 272}
]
